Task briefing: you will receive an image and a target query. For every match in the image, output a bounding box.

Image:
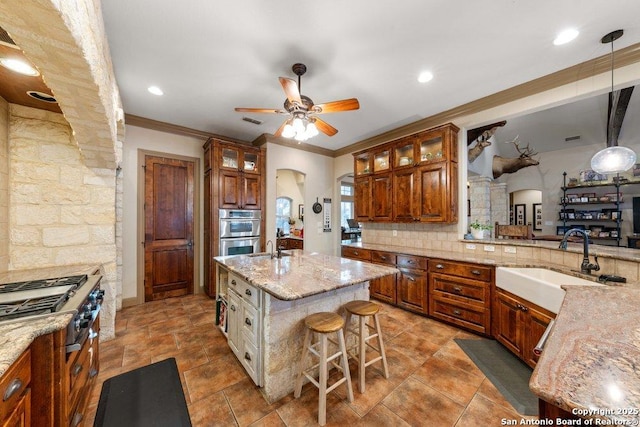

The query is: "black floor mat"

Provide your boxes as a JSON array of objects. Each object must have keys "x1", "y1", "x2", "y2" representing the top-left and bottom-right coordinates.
[
  {"x1": 94, "y1": 358, "x2": 191, "y2": 427},
  {"x1": 454, "y1": 338, "x2": 537, "y2": 415}
]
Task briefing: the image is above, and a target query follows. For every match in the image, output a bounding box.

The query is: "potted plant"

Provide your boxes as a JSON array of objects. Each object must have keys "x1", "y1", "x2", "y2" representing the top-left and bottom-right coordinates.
[{"x1": 469, "y1": 220, "x2": 492, "y2": 239}]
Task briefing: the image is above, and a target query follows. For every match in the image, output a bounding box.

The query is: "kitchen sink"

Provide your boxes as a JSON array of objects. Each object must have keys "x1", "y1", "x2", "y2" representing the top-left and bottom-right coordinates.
[{"x1": 495, "y1": 267, "x2": 603, "y2": 314}]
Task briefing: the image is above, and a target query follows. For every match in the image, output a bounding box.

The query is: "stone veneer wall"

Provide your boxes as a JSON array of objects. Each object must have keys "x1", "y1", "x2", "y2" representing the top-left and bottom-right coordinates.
[
  {"x1": 8, "y1": 104, "x2": 116, "y2": 339},
  {"x1": 0, "y1": 97, "x2": 8, "y2": 273},
  {"x1": 490, "y1": 182, "x2": 508, "y2": 226}
]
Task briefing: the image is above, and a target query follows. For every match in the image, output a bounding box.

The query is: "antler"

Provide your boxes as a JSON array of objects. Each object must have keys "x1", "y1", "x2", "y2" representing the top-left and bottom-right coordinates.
[{"x1": 506, "y1": 135, "x2": 537, "y2": 158}]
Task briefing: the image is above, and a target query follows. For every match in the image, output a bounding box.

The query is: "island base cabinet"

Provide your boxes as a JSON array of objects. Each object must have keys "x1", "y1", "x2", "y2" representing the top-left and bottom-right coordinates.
[{"x1": 493, "y1": 288, "x2": 555, "y2": 368}]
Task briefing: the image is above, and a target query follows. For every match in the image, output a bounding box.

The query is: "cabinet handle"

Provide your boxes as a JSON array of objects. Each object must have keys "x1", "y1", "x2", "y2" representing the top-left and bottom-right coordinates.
[
  {"x1": 231, "y1": 279, "x2": 237, "y2": 286},
  {"x1": 89, "y1": 368, "x2": 98, "y2": 378},
  {"x1": 2, "y1": 378, "x2": 22, "y2": 401},
  {"x1": 245, "y1": 318, "x2": 252, "y2": 326},
  {"x1": 453, "y1": 286, "x2": 462, "y2": 293},
  {"x1": 353, "y1": 251, "x2": 359, "y2": 255},
  {"x1": 244, "y1": 352, "x2": 252, "y2": 361},
  {"x1": 245, "y1": 289, "x2": 252, "y2": 297},
  {"x1": 73, "y1": 364, "x2": 83, "y2": 376},
  {"x1": 407, "y1": 259, "x2": 415, "y2": 264},
  {"x1": 71, "y1": 412, "x2": 83, "y2": 427},
  {"x1": 406, "y1": 276, "x2": 415, "y2": 282},
  {"x1": 471, "y1": 270, "x2": 481, "y2": 275},
  {"x1": 520, "y1": 305, "x2": 528, "y2": 312},
  {"x1": 380, "y1": 256, "x2": 387, "y2": 260},
  {"x1": 436, "y1": 264, "x2": 444, "y2": 269},
  {"x1": 230, "y1": 305, "x2": 236, "y2": 312},
  {"x1": 453, "y1": 309, "x2": 462, "y2": 316}
]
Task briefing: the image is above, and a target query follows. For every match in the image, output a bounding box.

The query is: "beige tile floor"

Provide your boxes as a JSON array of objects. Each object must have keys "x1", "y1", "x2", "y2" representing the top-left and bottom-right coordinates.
[{"x1": 83, "y1": 293, "x2": 537, "y2": 426}]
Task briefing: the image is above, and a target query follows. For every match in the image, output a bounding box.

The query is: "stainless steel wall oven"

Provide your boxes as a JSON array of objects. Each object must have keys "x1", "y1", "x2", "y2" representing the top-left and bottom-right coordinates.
[{"x1": 219, "y1": 209, "x2": 261, "y2": 256}]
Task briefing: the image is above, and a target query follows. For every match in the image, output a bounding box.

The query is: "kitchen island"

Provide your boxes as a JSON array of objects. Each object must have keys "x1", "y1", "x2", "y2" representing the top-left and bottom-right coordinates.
[
  {"x1": 213, "y1": 250, "x2": 398, "y2": 403},
  {"x1": 530, "y1": 285, "x2": 640, "y2": 425}
]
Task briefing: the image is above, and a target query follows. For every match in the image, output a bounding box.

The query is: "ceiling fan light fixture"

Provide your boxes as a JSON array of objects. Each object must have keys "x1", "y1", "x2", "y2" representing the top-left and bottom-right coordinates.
[
  {"x1": 590, "y1": 29, "x2": 637, "y2": 174},
  {"x1": 307, "y1": 121, "x2": 319, "y2": 137},
  {"x1": 282, "y1": 122, "x2": 296, "y2": 138}
]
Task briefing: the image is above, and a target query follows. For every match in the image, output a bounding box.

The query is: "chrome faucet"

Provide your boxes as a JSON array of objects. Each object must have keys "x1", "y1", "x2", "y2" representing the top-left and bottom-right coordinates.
[
  {"x1": 559, "y1": 228, "x2": 600, "y2": 274},
  {"x1": 266, "y1": 240, "x2": 274, "y2": 259}
]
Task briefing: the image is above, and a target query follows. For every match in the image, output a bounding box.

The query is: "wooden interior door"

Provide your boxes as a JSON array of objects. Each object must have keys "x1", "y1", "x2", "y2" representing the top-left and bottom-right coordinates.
[{"x1": 144, "y1": 155, "x2": 195, "y2": 301}]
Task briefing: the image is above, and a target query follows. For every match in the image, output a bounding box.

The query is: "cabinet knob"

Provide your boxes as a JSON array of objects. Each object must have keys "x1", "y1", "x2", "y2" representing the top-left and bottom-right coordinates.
[
  {"x1": 245, "y1": 289, "x2": 252, "y2": 296},
  {"x1": 245, "y1": 318, "x2": 252, "y2": 326},
  {"x1": 453, "y1": 286, "x2": 462, "y2": 293},
  {"x1": 2, "y1": 378, "x2": 22, "y2": 401},
  {"x1": 471, "y1": 270, "x2": 481, "y2": 275},
  {"x1": 230, "y1": 305, "x2": 236, "y2": 312},
  {"x1": 436, "y1": 264, "x2": 444, "y2": 269},
  {"x1": 231, "y1": 279, "x2": 237, "y2": 286},
  {"x1": 244, "y1": 352, "x2": 252, "y2": 361},
  {"x1": 380, "y1": 256, "x2": 387, "y2": 260},
  {"x1": 453, "y1": 309, "x2": 462, "y2": 316},
  {"x1": 353, "y1": 251, "x2": 359, "y2": 255}
]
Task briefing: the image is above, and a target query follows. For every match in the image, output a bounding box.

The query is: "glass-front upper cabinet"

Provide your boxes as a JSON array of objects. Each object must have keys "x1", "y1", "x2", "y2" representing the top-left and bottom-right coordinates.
[
  {"x1": 393, "y1": 138, "x2": 415, "y2": 168},
  {"x1": 418, "y1": 134, "x2": 443, "y2": 163},
  {"x1": 373, "y1": 148, "x2": 391, "y2": 173},
  {"x1": 354, "y1": 152, "x2": 372, "y2": 176},
  {"x1": 219, "y1": 145, "x2": 261, "y2": 174}
]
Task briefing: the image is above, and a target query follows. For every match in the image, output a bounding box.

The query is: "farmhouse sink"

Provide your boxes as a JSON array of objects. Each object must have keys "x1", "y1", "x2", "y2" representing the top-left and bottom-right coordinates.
[{"x1": 496, "y1": 267, "x2": 603, "y2": 314}]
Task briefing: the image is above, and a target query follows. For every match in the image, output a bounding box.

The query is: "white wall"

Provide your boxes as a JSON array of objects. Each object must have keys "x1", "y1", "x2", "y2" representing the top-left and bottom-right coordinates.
[
  {"x1": 276, "y1": 169, "x2": 304, "y2": 231},
  {"x1": 266, "y1": 143, "x2": 337, "y2": 255},
  {"x1": 121, "y1": 125, "x2": 204, "y2": 301}
]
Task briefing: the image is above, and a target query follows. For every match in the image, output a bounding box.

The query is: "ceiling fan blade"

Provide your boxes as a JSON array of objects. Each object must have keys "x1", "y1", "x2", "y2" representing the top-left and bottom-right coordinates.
[
  {"x1": 314, "y1": 118, "x2": 338, "y2": 136},
  {"x1": 279, "y1": 77, "x2": 302, "y2": 105},
  {"x1": 312, "y1": 98, "x2": 360, "y2": 114},
  {"x1": 234, "y1": 107, "x2": 285, "y2": 114},
  {"x1": 274, "y1": 119, "x2": 289, "y2": 137}
]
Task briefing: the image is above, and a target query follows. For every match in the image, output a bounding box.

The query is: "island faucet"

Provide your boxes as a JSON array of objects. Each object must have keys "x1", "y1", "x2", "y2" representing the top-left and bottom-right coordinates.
[
  {"x1": 266, "y1": 239, "x2": 274, "y2": 258},
  {"x1": 559, "y1": 228, "x2": 600, "y2": 274}
]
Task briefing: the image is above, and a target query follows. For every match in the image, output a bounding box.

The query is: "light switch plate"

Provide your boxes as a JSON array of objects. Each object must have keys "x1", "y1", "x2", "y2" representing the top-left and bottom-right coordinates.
[
  {"x1": 483, "y1": 245, "x2": 495, "y2": 252},
  {"x1": 392, "y1": 230, "x2": 398, "y2": 237}
]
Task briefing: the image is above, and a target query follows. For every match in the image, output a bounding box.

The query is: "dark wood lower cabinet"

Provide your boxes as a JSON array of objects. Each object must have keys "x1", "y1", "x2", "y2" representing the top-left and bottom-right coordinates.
[
  {"x1": 493, "y1": 288, "x2": 555, "y2": 368},
  {"x1": 396, "y1": 268, "x2": 428, "y2": 314}
]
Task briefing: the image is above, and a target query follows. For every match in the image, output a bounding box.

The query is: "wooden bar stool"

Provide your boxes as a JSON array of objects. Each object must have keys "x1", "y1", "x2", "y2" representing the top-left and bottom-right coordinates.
[
  {"x1": 294, "y1": 312, "x2": 354, "y2": 426},
  {"x1": 343, "y1": 300, "x2": 389, "y2": 393}
]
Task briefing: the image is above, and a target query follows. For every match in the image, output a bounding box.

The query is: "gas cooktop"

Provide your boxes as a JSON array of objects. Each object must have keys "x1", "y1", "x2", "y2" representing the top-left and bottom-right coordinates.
[{"x1": 0, "y1": 275, "x2": 90, "y2": 322}]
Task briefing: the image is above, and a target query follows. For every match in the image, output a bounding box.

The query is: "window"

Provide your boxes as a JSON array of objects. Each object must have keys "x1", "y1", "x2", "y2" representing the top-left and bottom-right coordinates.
[
  {"x1": 340, "y1": 182, "x2": 354, "y2": 228},
  {"x1": 276, "y1": 197, "x2": 292, "y2": 234}
]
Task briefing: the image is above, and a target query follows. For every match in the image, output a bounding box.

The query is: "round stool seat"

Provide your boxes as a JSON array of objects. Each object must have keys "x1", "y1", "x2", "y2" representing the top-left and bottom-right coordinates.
[
  {"x1": 305, "y1": 312, "x2": 345, "y2": 333},
  {"x1": 344, "y1": 300, "x2": 380, "y2": 317}
]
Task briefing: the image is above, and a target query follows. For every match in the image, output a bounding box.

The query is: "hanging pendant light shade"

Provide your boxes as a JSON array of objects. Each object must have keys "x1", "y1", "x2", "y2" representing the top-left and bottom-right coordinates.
[{"x1": 590, "y1": 29, "x2": 637, "y2": 174}]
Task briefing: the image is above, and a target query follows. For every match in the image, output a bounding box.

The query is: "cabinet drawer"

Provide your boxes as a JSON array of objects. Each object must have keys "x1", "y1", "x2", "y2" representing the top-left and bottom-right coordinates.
[
  {"x1": 241, "y1": 303, "x2": 260, "y2": 344},
  {"x1": 371, "y1": 250, "x2": 396, "y2": 265},
  {"x1": 430, "y1": 274, "x2": 489, "y2": 306},
  {"x1": 430, "y1": 297, "x2": 489, "y2": 334},
  {"x1": 397, "y1": 255, "x2": 427, "y2": 270},
  {"x1": 229, "y1": 273, "x2": 260, "y2": 308},
  {"x1": 241, "y1": 339, "x2": 260, "y2": 385},
  {"x1": 0, "y1": 349, "x2": 31, "y2": 423},
  {"x1": 341, "y1": 246, "x2": 371, "y2": 261},
  {"x1": 428, "y1": 259, "x2": 492, "y2": 282}
]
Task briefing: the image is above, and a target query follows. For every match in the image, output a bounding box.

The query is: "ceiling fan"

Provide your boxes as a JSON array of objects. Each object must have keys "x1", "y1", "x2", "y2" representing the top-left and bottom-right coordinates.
[{"x1": 235, "y1": 63, "x2": 360, "y2": 142}]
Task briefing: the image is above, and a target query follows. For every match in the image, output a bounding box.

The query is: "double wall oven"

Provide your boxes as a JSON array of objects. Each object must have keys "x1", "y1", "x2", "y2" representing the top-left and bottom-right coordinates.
[{"x1": 219, "y1": 209, "x2": 261, "y2": 256}]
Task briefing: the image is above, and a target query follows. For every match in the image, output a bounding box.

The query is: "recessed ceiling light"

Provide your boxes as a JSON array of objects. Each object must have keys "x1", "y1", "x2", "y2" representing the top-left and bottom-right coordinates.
[
  {"x1": 418, "y1": 71, "x2": 434, "y2": 83},
  {"x1": 0, "y1": 57, "x2": 39, "y2": 76},
  {"x1": 26, "y1": 91, "x2": 56, "y2": 103},
  {"x1": 147, "y1": 85, "x2": 164, "y2": 96},
  {"x1": 553, "y1": 28, "x2": 579, "y2": 46}
]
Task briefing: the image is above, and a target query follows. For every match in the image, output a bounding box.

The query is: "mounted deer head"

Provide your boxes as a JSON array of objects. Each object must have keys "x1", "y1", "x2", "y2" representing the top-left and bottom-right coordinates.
[
  {"x1": 467, "y1": 126, "x2": 498, "y2": 163},
  {"x1": 492, "y1": 135, "x2": 539, "y2": 179}
]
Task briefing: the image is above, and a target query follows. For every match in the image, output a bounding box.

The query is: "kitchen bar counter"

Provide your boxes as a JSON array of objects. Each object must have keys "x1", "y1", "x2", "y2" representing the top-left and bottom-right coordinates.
[
  {"x1": 214, "y1": 250, "x2": 398, "y2": 300},
  {"x1": 530, "y1": 286, "x2": 640, "y2": 424},
  {"x1": 214, "y1": 250, "x2": 398, "y2": 403}
]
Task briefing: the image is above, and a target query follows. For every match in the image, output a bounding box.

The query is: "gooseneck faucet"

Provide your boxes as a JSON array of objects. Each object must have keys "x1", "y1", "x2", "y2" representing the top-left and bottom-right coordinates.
[
  {"x1": 559, "y1": 228, "x2": 600, "y2": 274},
  {"x1": 266, "y1": 239, "x2": 274, "y2": 259}
]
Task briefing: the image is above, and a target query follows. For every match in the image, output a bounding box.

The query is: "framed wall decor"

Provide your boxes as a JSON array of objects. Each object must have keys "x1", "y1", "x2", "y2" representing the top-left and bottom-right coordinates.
[
  {"x1": 515, "y1": 204, "x2": 526, "y2": 226},
  {"x1": 533, "y1": 203, "x2": 542, "y2": 231}
]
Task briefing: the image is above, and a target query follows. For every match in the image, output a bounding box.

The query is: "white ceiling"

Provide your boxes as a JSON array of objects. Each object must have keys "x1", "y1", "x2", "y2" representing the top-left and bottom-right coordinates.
[{"x1": 100, "y1": 0, "x2": 640, "y2": 151}]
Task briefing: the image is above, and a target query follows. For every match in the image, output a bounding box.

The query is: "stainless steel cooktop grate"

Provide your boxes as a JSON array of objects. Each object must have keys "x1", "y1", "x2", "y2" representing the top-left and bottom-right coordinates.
[{"x1": 0, "y1": 275, "x2": 87, "y2": 294}]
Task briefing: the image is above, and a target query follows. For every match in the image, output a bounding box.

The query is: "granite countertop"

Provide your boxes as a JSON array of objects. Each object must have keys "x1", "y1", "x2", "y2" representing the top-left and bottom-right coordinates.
[
  {"x1": 0, "y1": 264, "x2": 102, "y2": 377},
  {"x1": 214, "y1": 250, "x2": 399, "y2": 301},
  {"x1": 530, "y1": 286, "x2": 640, "y2": 423}
]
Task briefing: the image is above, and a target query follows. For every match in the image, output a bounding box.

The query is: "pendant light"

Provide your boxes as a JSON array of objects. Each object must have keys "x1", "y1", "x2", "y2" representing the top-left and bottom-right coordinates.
[{"x1": 591, "y1": 29, "x2": 637, "y2": 174}]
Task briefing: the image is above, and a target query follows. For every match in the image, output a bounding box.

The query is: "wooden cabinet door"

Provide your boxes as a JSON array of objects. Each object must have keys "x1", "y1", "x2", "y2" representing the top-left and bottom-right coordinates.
[
  {"x1": 242, "y1": 173, "x2": 261, "y2": 210},
  {"x1": 415, "y1": 161, "x2": 448, "y2": 222},
  {"x1": 523, "y1": 305, "x2": 554, "y2": 368},
  {"x1": 493, "y1": 290, "x2": 523, "y2": 357},
  {"x1": 396, "y1": 268, "x2": 427, "y2": 314},
  {"x1": 371, "y1": 173, "x2": 393, "y2": 221},
  {"x1": 354, "y1": 177, "x2": 371, "y2": 221},
  {"x1": 370, "y1": 273, "x2": 396, "y2": 304},
  {"x1": 393, "y1": 168, "x2": 416, "y2": 222},
  {"x1": 219, "y1": 170, "x2": 242, "y2": 209},
  {"x1": 227, "y1": 291, "x2": 241, "y2": 356},
  {"x1": 2, "y1": 388, "x2": 30, "y2": 427}
]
